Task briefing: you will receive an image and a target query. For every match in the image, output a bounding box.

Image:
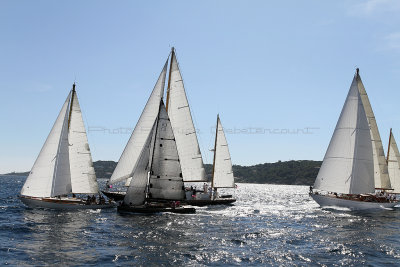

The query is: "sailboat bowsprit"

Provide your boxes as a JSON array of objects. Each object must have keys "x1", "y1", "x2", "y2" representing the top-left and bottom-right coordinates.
[
  {"x1": 20, "y1": 84, "x2": 115, "y2": 210},
  {"x1": 310, "y1": 69, "x2": 398, "y2": 210}
]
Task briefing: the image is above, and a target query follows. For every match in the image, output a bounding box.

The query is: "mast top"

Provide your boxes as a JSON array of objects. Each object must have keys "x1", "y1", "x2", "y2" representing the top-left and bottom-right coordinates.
[
  {"x1": 171, "y1": 47, "x2": 175, "y2": 53},
  {"x1": 356, "y1": 68, "x2": 359, "y2": 76},
  {"x1": 72, "y1": 82, "x2": 76, "y2": 93}
]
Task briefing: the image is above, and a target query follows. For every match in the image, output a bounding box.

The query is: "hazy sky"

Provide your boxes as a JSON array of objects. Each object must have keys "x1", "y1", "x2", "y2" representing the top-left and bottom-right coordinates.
[{"x1": 1, "y1": 0, "x2": 400, "y2": 173}]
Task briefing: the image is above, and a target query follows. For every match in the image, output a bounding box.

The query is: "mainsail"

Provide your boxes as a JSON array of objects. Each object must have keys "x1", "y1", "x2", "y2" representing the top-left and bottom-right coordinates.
[
  {"x1": 110, "y1": 60, "x2": 168, "y2": 184},
  {"x1": 69, "y1": 89, "x2": 98, "y2": 194},
  {"x1": 314, "y1": 72, "x2": 374, "y2": 194},
  {"x1": 149, "y1": 101, "x2": 185, "y2": 200},
  {"x1": 166, "y1": 49, "x2": 206, "y2": 182},
  {"x1": 387, "y1": 129, "x2": 400, "y2": 193},
  {"x1": 356, "y1": 73, "x2": 392, "y2": 189},
  {"x1": 212, "y1": 115, "x2": 235, "y2": 188}
]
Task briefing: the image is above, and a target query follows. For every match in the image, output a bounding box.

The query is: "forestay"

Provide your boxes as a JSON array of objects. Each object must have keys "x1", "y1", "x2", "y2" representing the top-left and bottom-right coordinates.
[
  {"x1": 110, "y1": 60, "x2": 168, "y2": 184},
  {"x1": 314, "y1": 75, "x2": 375, "y2": 194},
  {"x1": 167, "y1": 52, "x2": 206, "y2": 182},
  {"x1": 212, "y1": 116, "x2": 235, "y2": 188}
]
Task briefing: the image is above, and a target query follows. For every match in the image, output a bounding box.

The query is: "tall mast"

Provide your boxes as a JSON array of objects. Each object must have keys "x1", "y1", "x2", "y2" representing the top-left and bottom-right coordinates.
[
  {"x1": 211, "y1": 114, "x2": 219, "y2": 188},
  {"x1": 68, "y1": 83, "x2": 76, "y2": 130},
  {"x1": 166, "y1": 47, "x2": 174, "y2": 111},
  {"x1": 387, "y1": 128, "x2": 393, "y2": 164}
]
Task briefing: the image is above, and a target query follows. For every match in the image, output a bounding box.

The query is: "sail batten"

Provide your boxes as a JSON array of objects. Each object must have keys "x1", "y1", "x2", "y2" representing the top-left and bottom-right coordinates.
[
  {"x1": 110, "y1": 60, "x2": 168, "y2": 184},
  {"x1": 167, "y1": 52, "x2": 206, "y2": 182},
  {"x1": 314, "y1": 74, "x2": 374, "y2": 194}
]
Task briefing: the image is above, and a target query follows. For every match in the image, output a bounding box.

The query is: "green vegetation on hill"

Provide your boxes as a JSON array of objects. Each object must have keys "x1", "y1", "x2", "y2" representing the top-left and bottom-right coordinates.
[
  {"x1": 3, "y1": 160, "x2": 321, "y2": 185},
  {"x1": 93, "y1": 160, "x2": 117, "y2": 179}
]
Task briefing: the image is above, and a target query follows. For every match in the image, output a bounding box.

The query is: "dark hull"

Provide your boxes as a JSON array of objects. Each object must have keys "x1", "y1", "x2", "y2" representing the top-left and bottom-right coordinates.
[
  {"x1": 117, "y1": 204, "x2": 196, "y2": 214},
  {"x1": 101, "y1": 191, "x2": 126, "y2": 201},
  {"x1": 182, "y1": 198, "x2": 236, "y2": 207}
]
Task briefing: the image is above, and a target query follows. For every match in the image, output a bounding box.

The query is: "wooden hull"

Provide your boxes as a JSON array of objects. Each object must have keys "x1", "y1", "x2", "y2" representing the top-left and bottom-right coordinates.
[
  {"x1": 117, "y1": 204, "x2": 196, "y2": 214},
  {"x1": 20, "y1": 196, "x2": 115, "y2": 210},
  {"x1": 182, "y1": 198, "x2": 236, "y2": 206},
  {"x1": 311, "y1": 194, "x2": 398, "y2": 210},
  {"x1": 101, "y1": 191, "x2": 126, "y2": 201}
]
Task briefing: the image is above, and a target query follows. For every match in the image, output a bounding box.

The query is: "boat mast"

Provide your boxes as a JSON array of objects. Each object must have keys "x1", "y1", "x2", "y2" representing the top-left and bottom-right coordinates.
[
  {"x1": 68, "y1": 83, "x2": 76, "y2": 130},
  {"x1": 166, "y1": 47, "x2": 174, "y2": 112},
  {"x1": 387, "y1": 128, "x2": 393, "y2": 164},
  {"x1": 211, "y1": 115, "x2": 219, "y2": 189}
]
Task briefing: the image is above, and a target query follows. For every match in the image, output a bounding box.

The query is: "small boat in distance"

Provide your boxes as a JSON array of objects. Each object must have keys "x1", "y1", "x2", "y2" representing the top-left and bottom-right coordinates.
[
  {"x1": 310, "y1": 69, "x2": 398, "y2": 210},
  {"x1": 183, "y1": 115, "x2": 236, "y2": 206},
  {"x1": 20, "y1": 83, "x2": 114, "y2": 209}
]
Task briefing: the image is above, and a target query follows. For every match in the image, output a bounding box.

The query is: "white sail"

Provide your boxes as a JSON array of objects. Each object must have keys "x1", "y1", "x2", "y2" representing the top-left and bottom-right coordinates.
[
  {"x1": 123, "y1": 123, "x2": 155, "y2": 206},
  {"x1": 109, "y1": 60, "x2": 168, "y2": 184},
  {"x1": 314, "y1": 75, "x2": 374, "y2": 194},
  {"x1": 387, "y1": 131, "x2": 400, "y2": 193},
  {"x1": 51, "y1": 97, "x2": 72, "y2": 197},
  {"x1": 69, "y1": 91, "x2": 99, "y2": 194},
  {"x1": 149, "y1": 101, "x2": 185, "y2": 200},
  {"x1": 357, "y1": 75, "x2": 392, "y2": 189},
  {"x1": 212, "y1": 116, "x2": 235, "y2": 188},
  {"x1": 167, "y1": 51, "x2": 206, "y2": 182},
  {"x1": 21, "y1": 93, "x2": 72, "y2": 198}
]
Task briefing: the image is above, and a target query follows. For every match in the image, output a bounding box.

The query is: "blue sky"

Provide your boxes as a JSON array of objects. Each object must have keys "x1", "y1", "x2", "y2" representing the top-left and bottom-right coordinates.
[{"x1": 1, "y1": 0, "x2": 400, "y2": 173}]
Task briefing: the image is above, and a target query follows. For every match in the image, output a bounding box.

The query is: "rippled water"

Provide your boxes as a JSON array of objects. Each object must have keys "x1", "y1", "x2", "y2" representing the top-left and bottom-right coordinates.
[{"x1": 1, "y1": 175, "x2": 399, "y2": 266}]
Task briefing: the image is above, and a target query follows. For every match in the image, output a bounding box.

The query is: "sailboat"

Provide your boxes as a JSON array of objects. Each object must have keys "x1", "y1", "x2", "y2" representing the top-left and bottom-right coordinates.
[
  {"x1": 310, "y1": 69, "x2": 398, "y2": 210},
  {"x1": 117, "y1": 100, "x2": 195, "y2": 214},
  {"x1": 104, "y1": 48, "x2": 224, "y2": 201},
  {"x1": 20, "y1": 83, "x2": 114, "y2": 209},
  {"x1": 183, "y1": 115, "x2": 236, "y2": 206},
  {"x1": 386, "y1": 129, "x2": 400, "y2": 195}
]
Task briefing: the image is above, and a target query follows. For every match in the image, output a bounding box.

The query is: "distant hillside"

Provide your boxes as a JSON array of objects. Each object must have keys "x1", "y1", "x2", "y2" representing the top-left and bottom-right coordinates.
[
  {"x1": 4, "y1": 160, "x2": 321, "y2": 185},
  {"x1": 93, "y1": 160, "x2": 117, "y2": 179}
]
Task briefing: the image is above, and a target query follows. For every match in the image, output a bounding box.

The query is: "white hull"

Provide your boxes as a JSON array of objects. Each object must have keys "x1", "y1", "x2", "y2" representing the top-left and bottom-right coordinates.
[
  {"x1": 20, "y1": 196, "x2": 115, "y2": 210},
  {"x1": 311, "y1": 194, "x2": 397, "y2": 210}
]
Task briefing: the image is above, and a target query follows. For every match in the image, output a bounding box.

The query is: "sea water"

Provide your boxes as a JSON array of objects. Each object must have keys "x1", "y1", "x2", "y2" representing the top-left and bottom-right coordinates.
[{"x1": 0, "y1": 175, "x2": 399, "y2": 266}]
